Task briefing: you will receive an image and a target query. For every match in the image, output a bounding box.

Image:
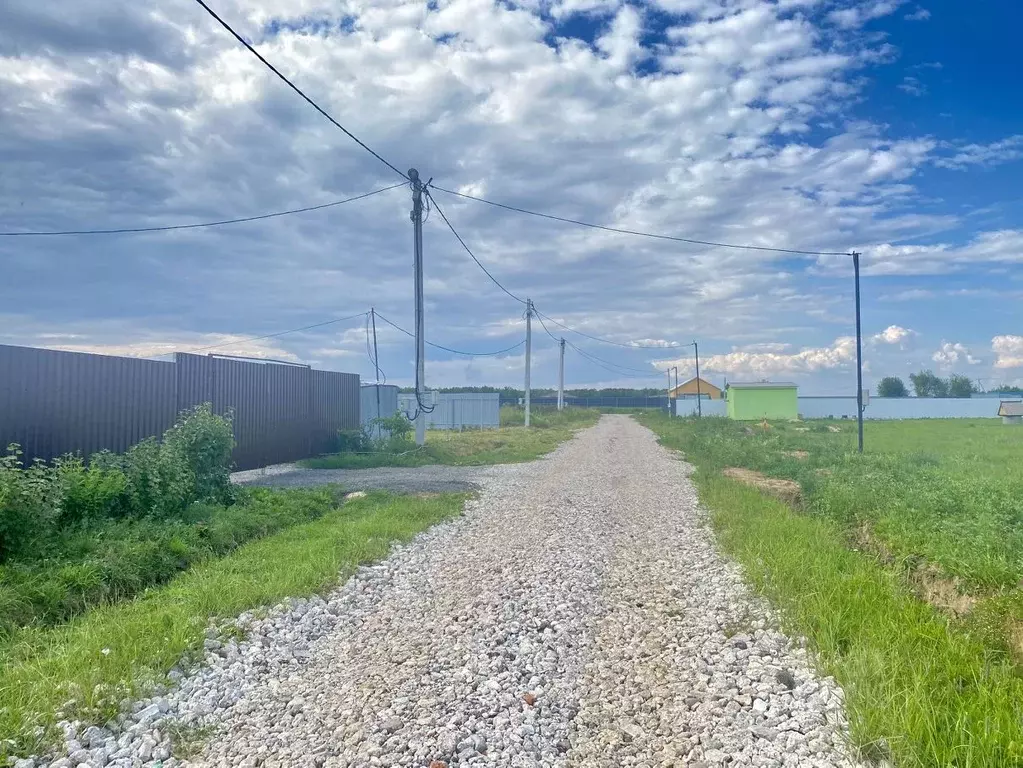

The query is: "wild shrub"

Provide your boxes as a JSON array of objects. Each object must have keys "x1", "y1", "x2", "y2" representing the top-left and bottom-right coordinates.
[
  {"x1": 336, "y1": 428, "x2": 371, "y2": 454},
  {"x1": 55, "y1": 456, "x2": 130, "y2": 525},
  {"x1": 0, "y1": 448, "x2": 62, "y2": 561}
]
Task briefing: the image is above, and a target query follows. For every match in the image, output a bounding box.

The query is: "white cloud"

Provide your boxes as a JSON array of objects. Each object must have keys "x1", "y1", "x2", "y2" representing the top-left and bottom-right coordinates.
[
  {"x1": 828, "y1": 1, "x2": 903, "y2": 29},
  {"x1": 657, "y1": 336, "x2": 857, "y2": 378},
  {"x1": 935, "y1": 136, "x2": 1023, "y2": 169},
  {"x1": 629, "y1": 338, "x2": 680, "y2": 348},
  {"x1": 904, "y1": 7, "x2": 931, "y2": 21},
  {"x1": 993, "y1": 336, "x2": 1023, "y2": 369},
  {"x1": 932, "y1": 341, "x2": 980, "y2": 368},
  {"x1": 897, "y1": 76, "x2": 926, "y2": 96},
  {"x1": 0, "y1": 0, "x2": 1018, "y2": 393},
  {"x1": 872, "y1": 325, "x2": 917, "y2": 345}
]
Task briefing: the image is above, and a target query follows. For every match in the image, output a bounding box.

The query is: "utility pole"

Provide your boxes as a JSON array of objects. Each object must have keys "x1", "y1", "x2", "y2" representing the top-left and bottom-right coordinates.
[
  {"x1": 558, "y1": 337, "x2": 565, "y2": 411},
  {"x1": 853, "y1": 252, "x2": 864, "y2": 453},
  {"x1": 524, "y1": 299, "x2": 533, "y2": 427},
  {"x1": 410, "y1": 169, "x2": 426, "y2": 446},
  {"x1": 371, "y1": 307, "x2": 381, "y2": 437},
  {"x1": 694, "y1": 340, "x2": 703, "y2": 417},
  {"x1": 671, "y1": 365, "x2": 678, "y2": 417}
]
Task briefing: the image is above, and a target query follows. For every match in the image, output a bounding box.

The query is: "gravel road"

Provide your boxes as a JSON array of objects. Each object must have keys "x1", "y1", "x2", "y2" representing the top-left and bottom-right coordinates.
[
  {"x1": 34, "y1": 416, "x2": 862, "y2": 768},
  {"x1": 230, "y1": 463, "x2": 486, "y2": 495}
]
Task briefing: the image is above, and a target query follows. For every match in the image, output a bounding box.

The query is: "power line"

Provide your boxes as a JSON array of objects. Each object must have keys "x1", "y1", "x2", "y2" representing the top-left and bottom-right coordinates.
[
  {"x1": 376, "y1": 312, "x2": 526, "y2": 356},
  {"x1": 431, "y1": 185, "x2": 852, "y2": 257},
  {"x1": 425, "y1": 189, "x2": 527, "y2": 305},
  {"x1": 186, "y1": 310, "x2": 369, "y2": 353},
  {"x1": 0, "y1": 184, "x2": 405, "y2": 237},
  {"x1": 191, "y1": 0, "x2": 407, "y2": 180},
  {"x1": 536, "y1": 309, "x2": 693, "y2": 350},
  {"x1": 564, "y1": 339, "x2": 663, "y2": 380}
]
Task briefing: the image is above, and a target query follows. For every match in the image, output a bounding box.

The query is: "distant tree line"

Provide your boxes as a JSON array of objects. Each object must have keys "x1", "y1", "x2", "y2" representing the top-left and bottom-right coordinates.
[{"x1": 876, "y1": 371, "x2": 977, "y2": 398}]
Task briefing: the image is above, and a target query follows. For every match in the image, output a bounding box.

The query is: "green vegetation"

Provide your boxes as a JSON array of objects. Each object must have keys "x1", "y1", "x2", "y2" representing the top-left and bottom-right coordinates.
[
  {"x1": 0, "y1": 491, "x2": 465, "y2": 758},
  {"x1": 302, "y1": 407, "x2": 598, "y2": 469},
  {"x1": 639, "y1": 413, "x2": 1023, "y2": 766}
]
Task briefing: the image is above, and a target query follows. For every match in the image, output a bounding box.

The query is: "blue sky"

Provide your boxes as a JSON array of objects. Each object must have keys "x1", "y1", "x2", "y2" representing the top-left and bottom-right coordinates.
[{"x1": 1, "y1": 0, "x2": 1021, "y2": 394}]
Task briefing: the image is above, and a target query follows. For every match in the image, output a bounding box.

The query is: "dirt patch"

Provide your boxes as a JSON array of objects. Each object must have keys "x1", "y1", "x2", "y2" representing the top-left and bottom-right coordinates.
[
  {"x1": 722, "y1": 468, "x2": 801, "y2": 505},
  {"x1": 852, "y1": 523, "x2": 976, "y2": 616},
  {"x1": 783, "y1": 450, "x2": 809, "y2": 460}
]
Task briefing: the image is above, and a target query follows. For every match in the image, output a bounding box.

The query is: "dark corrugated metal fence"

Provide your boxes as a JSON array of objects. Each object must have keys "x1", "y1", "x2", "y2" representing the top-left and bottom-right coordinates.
[{"x1": 0, "y1": 345, "x2": 359, "y2": 470}]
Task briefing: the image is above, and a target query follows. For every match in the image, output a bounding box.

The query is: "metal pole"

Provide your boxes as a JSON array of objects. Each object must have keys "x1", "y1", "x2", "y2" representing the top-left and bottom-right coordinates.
[
  {"x1": 558, "y1": 337, "x2": 565, "y2": 411},
  {"x1": 371, "y1": 307, "x2": 382, "y2": 436},
  {"x1": 667, "y1": 369, "x2": 671, "y2": 412},
  {"x1": 524, "y1": 299, "x2": 533, "y2": 427},
  {"x1": 853, "y1": 252, "x2": 864, "y2": 453},
  {"x1": 694, "y1": 341, "x2": 703, "y2": 417},
  {"x1": 410, "y1": 169, "x2": 426, "y2": 447}
]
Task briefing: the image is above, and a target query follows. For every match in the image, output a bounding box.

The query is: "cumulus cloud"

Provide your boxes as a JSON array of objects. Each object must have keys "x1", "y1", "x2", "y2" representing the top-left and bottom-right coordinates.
[
  {"x1": 657, "y1": 336, "x2": 856, "y2": 378},
  {"x1": 872, "y1": 325, "x2": 917, "y2": 346},
  {"x1": 0, "y1": 0, "x2": 1020, "y2": 390},
  {"x1": 904, "y1": 7, "x2": 931, "y2": 21},
  {"x1": 932, "y1": 341, "x2": 980, "y2": 367},
  {"x1": 993, "y1": 336, "x2": 1023, "y2": 369}
]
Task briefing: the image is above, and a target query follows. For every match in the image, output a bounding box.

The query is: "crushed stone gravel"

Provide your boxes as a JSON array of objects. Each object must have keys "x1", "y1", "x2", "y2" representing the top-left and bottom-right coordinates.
[
  {"x1": 231, "y1": 463, "x2": 486, "y2": 495},
  {"x1": 30, "y1": 416, "x2": 864, "y2": 768}
]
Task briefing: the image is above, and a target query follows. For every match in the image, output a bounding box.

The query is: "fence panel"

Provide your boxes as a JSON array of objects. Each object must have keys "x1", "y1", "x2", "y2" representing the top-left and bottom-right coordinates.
[
  {"x1": 0, "y1": 345, "x2": 358, "y2": 470},
  {"x1": 398, "y1": 392, "x2": 500, "y2": 430},
  {"x1": 360, "y1": 384, "x2": 399, "y2": 439},
  {"x1": 0, "y1": 344, "x2": 177, "y2": 463}
]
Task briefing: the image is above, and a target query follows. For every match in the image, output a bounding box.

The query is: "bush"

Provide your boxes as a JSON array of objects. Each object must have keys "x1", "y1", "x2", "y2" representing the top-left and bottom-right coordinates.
[
  {"x1": 336, "y1": 429, "x2": 371, "y2": 454},
  {"x1": 0, "y1": 447, "x2": 62, "y2": 561},
  {"x1": 161, "y1": 404, "x2": 235, "y2": 505},
  {"x1": 371, "y1": 412, "x2": 416, "y2": 453},
  {"x1": 55, "y1": 456, "x2": 130, "y2": 526}
]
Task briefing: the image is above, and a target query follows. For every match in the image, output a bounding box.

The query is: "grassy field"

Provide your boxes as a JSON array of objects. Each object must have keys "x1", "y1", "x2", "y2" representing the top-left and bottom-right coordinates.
[
  {"x1": 302, "y1": 406, "x2": 599, "y2": 469},
  {"x1": 0, "y1": 491, "x2": 465, "y2": 759},
  {"x1": 638, "y1": 413, "x2": 1023, "y2": 767}
]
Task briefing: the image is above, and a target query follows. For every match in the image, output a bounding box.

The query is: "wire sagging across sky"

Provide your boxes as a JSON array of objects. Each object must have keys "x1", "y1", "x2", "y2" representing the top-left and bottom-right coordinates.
[
  {"x1": 0, "y1": 184, "x2": 405, "y2": 237},
  {"x1": 376, "y1": 312, "x2": 526, "y2": 357},
  {"x1": 185, "y1": 311, "x2": 370, "y2": 354},
  {"x1": 432, "y1": 185, "x2": 853, "y2": 257},
  {"x1": 190, "y1": 0, "x2": 407, "y2": 180}
]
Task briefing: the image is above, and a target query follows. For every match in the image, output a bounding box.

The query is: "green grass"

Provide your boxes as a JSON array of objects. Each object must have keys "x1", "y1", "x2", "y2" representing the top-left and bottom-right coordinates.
[
  {"x1": 638, "y1": 415, "x2": 1023, "y2": 590},
  {"x1": 302, "y1": 407, "x2": 599, "y2": 469},
  {"x1": 638, "y1": 413, "x2": 1023, "y2": 766},
  {"x1": 0, "y1": 487, "x2": 345, "y2": 638},
  {"x1": 0, "y1": 490, "x2": 465, "y2": 759},
  {"x1": 698, "y1": 474, "x2": 1023, "y2": 767}
]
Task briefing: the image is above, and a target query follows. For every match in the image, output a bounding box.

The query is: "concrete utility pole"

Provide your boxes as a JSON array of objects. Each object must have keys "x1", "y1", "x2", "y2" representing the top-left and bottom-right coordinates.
[
  {"x1": 558, "y1": 337, "x2": 565, "y2": 411},
  {"x1": 694, "y1": 340, "x2": 702, "y2": 418},
  {"x1": 410, "y1": 169, "x2": 426, "y2": 446},
  {"x1": 371, "y1": 307, "x2": 381, "y2": 436},
  {"x1": 524, "y1": 299, "x2": 533, "y2": 427},
  {"x1": 852, "y1": 252, "x2": 864, "y2": 453}
]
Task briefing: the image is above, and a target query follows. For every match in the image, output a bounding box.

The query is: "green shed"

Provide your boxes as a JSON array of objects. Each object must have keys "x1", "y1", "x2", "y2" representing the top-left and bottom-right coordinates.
[{"x1": 726, "y1": 382, "x2": 798, "y2": 420}]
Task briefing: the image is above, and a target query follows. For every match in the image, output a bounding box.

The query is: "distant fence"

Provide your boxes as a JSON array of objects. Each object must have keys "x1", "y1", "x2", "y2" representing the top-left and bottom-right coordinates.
[
  {"x1": 360, "y1": 384, "x2": 399, "y2": 438},
  {"x1": 399, "y1": 392, "x2": 500, "y2": 430},
  {"x1": 675, "y1": 399, "x2": 728, "y2": 417},
  {"x1": 0, "y1": 345, "x2": 359, "y2": 470},
  {"x1": 510, "y1": 395, "x2": 669, "y2": 409},
  {"x1": 797, "y1": 396, "x2": 998, "y2": 420},
  {"x1": 672, "y1": 394, "x2": 1001, "y2": 420}
]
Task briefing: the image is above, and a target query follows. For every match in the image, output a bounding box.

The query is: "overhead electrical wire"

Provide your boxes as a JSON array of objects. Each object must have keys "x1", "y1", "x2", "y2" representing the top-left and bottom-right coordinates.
[
  {"x1": 425, "y1": 189, "x2": 527, "y2": 305},
  {"x1": 376, "y1": 312, "x2": 526, "y2": 357},
  {"x1": 535, "y1": 308, "x2": 694, "y2": 350},
  {"x1": 0, "y1": 184, "x2": 405, "y2": 237},
  {"x1": 431, "y1": 185, "x2": 852, "y2": 257},
  {"x1": 565, "y1": 339, "x2": 663, "y2": 380},
  {"x1": 191, "y1": 0, "x2": 407, "y2": 180},
  {"x1": 185, "y1": 311, "x2": 369, "y2": 353}
]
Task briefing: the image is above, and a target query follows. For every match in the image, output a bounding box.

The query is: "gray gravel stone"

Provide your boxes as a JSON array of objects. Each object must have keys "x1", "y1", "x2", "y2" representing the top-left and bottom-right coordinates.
[{"x1": 30, "y1": 416, "x2": 864, "y2": 768}]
